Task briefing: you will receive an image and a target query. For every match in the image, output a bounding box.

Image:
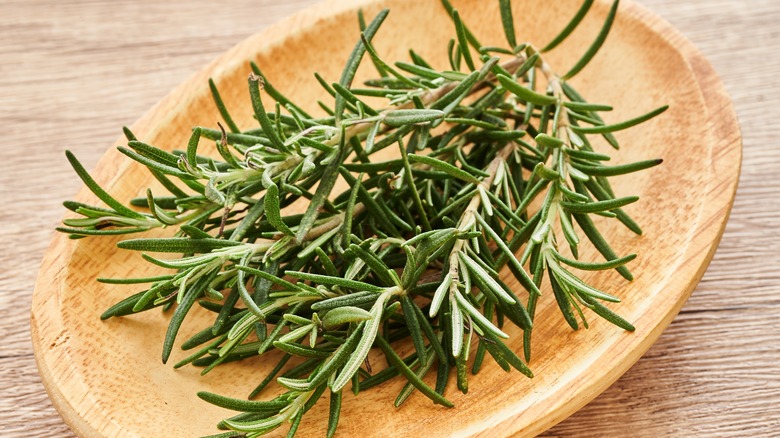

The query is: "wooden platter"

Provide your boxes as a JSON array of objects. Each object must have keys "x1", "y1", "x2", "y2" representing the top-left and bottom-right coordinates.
[{"x1": 31, "y1": 0, "x2": 741, "y2": 436}]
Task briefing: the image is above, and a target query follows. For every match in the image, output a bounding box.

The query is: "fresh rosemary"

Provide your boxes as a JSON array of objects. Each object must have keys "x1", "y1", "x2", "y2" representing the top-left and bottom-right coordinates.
[{"x1": 59, "y1": 0, "x2": 667, "y2": 436}]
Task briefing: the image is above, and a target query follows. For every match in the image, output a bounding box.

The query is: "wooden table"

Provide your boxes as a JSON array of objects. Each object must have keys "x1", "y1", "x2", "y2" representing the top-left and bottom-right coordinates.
[{"x1": 1, "y1": 0, "x2": 777, "y2": 436}]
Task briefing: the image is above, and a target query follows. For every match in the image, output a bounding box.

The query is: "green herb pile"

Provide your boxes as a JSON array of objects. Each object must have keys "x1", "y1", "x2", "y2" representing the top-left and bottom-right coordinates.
[{"x1": 59, "y1": 0, "x2": 666, "y2": 436}]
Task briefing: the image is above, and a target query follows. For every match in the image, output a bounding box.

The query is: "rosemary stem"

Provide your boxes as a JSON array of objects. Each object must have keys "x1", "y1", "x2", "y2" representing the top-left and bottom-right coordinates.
[{"x1": 446, "y1": 141, "x2": 518, "y2": 307}]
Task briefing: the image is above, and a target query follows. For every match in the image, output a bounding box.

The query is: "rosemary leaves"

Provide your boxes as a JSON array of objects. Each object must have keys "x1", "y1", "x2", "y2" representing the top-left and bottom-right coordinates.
[{"x1": 59, "y1": 0, "x2": 666, "y2": 436}]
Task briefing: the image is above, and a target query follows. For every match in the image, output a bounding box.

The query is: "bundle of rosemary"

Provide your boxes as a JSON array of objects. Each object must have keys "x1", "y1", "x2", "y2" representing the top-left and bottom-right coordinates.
[{"x1": 58, "y1": 0, "x2": 666, "y2": 436}]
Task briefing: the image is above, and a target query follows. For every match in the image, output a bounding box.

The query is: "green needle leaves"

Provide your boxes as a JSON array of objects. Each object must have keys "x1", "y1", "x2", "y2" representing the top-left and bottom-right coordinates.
[
  {"x1": 499, "y1": 0, "x2": 518, "y2": 49},
  {"x1": 563, "y1": 0, "x2": 620, "y2": 79},
  {"x1": 498, "y1": 74, "x2": 558, "y2": 105},
  {"x1": 58, "y1": 1, "x2": 664, "y2": 436},
  {"x1": 541, "y1": 0, "x2": 594, "y2": 52},
  {"x1": 383, "y1": 109, "x2": 445, "y2": 127},
  {"x1": 65, "y1": 151, "x2": 146, "y2": 220}
]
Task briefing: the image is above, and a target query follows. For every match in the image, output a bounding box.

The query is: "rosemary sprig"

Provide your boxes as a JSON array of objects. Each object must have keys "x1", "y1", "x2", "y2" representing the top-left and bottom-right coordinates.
[{"x1": 60, "y1": 1, "x2": 666, "y2": 436}]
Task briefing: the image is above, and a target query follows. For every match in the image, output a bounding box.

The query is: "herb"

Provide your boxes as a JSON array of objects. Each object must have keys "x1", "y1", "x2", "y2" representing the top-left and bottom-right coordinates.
[{"x1": 59, "y1": 0, "x2": 666, "y2": 436}]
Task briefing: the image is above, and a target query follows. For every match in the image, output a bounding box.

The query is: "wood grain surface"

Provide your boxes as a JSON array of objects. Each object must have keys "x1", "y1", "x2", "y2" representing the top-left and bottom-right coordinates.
[{"x1": 1, "y1": 0, "x2": 777, "y2": 437}]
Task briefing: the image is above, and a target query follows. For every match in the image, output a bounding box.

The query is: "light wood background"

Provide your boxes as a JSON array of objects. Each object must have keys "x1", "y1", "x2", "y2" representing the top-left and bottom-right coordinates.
[{"x1": 1, "y1": 0, "x2": 777, "y2": 436}]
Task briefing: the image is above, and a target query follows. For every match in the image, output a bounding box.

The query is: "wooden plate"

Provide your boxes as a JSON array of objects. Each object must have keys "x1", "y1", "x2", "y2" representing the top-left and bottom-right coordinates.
[{"x1": 31, "y1": 0, "x2": 741, "y2": 436}]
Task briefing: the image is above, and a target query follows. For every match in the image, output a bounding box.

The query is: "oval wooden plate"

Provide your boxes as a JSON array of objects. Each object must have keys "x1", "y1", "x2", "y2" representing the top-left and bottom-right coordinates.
[{"x1": 31, "y1": 0, "x2": 740, "y2": 436}]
